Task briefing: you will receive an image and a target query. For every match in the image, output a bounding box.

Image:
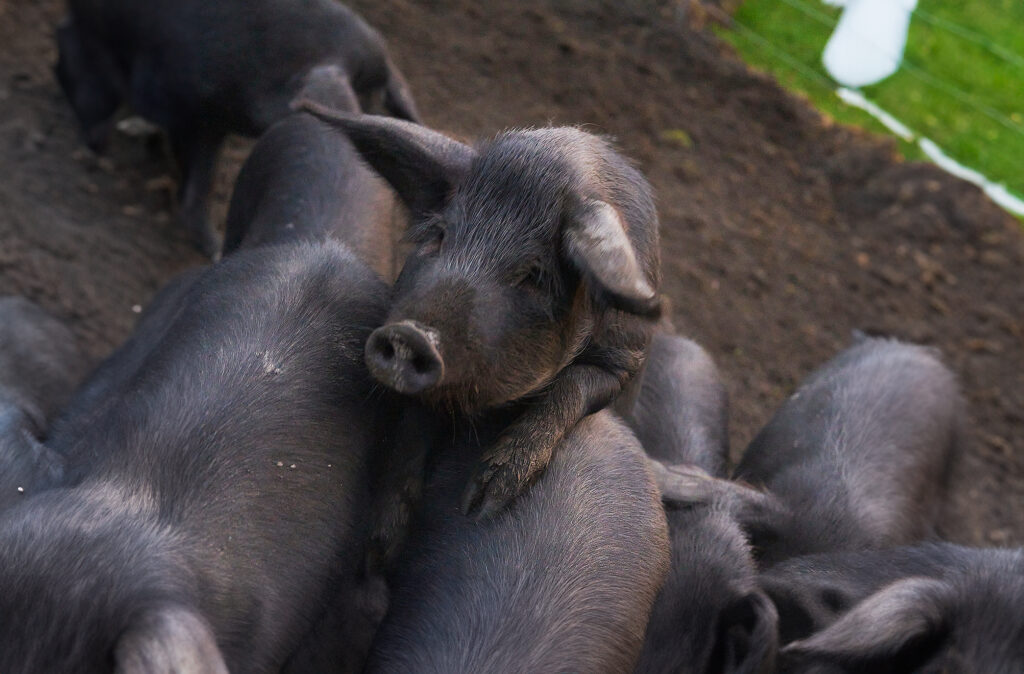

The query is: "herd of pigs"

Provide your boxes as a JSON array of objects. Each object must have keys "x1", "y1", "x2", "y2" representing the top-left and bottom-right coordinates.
[{"x1": 0, "y1": 0, "x2": 1020, "y2": 672}]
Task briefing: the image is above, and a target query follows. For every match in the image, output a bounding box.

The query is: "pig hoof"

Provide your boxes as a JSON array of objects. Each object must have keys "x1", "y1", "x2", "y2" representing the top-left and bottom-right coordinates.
[{"x1": 460, "y1": 461, "x2": 526, "y2": 521}]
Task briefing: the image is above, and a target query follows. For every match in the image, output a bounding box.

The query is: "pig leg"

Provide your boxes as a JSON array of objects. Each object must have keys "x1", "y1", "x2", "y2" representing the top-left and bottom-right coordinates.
[
  {"x1": 462, "y1": 363, "x2": 626, "y2": 519},
  {"x1": 170, "y1": 128, "x2": 223, "y2": 258},
  {"x1": 366, "y1": 404, "x2": 439, "y2": 570}
]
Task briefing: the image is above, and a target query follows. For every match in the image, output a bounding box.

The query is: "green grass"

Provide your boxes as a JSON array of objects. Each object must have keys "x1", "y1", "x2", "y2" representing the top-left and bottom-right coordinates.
[{"x1": 717, "y1": 0, "x2": 1024, "y2": 205}]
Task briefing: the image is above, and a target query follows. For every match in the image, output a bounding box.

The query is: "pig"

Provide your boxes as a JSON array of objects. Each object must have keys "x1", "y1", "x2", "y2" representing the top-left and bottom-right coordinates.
[
  {"x1": 657, "y1": 335, "x2": 963, "y2": 568},
  {"x1": 628, "y1": 334, "x2": 777, "y2": 674},
  {"x1": 54, "y1": 0, "x2": 420, "y2": 256},
  {"x1": 0, "y1": 241, "x2": 394, "y2": 673},
  {"x1": 296, "y1": 104, "x2": 662, "y2": 519},
  {"x1": 761, "y1": 544, "x2": 1024, "y2": 673},
  {"x1": 363, "y1": 410, "x2": 670, "y2": 673},
  {"x1": 0, "y1": 297, "x2": 87, "y2": 509},
  {"x1": 220, "y1": 111, "x2": 400, "y2": 280}
]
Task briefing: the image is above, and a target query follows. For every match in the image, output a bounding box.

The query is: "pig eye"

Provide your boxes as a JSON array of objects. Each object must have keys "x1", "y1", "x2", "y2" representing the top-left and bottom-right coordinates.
[
  {"x1": 513, "y1": 264, "x2": 546, "y2": 290},
  {"x1": 409, "y1": 221, "x2": 445, "y2": 255}
]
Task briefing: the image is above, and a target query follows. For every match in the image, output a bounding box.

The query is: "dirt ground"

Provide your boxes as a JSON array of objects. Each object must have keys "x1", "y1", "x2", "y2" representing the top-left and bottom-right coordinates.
[{"x1": 1, "y1": 0, "x2": 1021, "y2": 545}]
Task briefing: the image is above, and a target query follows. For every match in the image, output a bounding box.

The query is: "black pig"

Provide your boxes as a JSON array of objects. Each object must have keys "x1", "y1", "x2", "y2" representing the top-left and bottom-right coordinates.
[
  {"x1": 629, "y1": 334, "x2": 777, "y2": 674},
  {"x1": 297, "y1": 106, "x2": 662, "y2": 518},
  {"x1": 0, "y1": 297, "x2": 86, "y2": 509},
  {"x1": 658, "y1": 336, "x2": 963, "y2": 567},
  {"x1": 364, "y1": 411, "x2": 670, "y2": 673},
  {"x1": 0, "y1": 242, "x2": 392, "y2": 673},
  {"x1": 221, "y1": 111, "x2": 400, "y2": 279},
  {"x1": 54, "y1": 0, "x2": 420, "y2": 256},
  {"x1": 763, "y1": 544, "x2": 1024, "y2": 673}
]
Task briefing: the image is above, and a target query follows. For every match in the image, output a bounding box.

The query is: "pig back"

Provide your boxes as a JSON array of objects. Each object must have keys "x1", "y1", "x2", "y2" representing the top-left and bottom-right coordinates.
[
  {"x1": 366, "y1": 411, "x2": 670, "y2": 673},
  {"x1": 222, "y1": 113, "x2": 401, "y2": 280}
]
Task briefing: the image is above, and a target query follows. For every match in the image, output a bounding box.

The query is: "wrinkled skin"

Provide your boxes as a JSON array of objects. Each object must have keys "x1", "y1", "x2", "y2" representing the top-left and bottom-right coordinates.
[
  {"x1": 298, "y1": 106, "x2": 662, "y2": 519},
  {"x1": 0, "y1": 243, "x2": 393, "y2": 673},
  {"x1": 763, "y1": 544, "x2": 1024, "y2": 674},
  {"x1": 221, "y1": 111, "x2": 402, "y2": 280},
  {"x1": 0, "y1": 297, "x2": 87, "y2": 511},
  {"x1": 54, "y1": 0, "x2": 419, "y2": 256},
  {"x1": 629, "y1": 334, "x2": 777, "y2": 674},
  {"x1": 364, "y1": 411, "x2": 669, "y2": 673},
  {"x1": 658, "y1": 335, "x2": 963, "y2": 568}
]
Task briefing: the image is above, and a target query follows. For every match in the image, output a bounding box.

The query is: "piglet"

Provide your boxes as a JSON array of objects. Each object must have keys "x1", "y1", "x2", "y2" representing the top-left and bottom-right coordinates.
[
  {"x1": 0, "y1": 242, "x2": 393, "y2": 673},
  {"x1": 658, "y1": 335, "x2": 963, "y2": 567},
  {"x1": 297, "y1": 105, "x2": 662, "y2": 519},
  {"x1": 55, "y1": 0, "x2": 419, "y2": 256}
]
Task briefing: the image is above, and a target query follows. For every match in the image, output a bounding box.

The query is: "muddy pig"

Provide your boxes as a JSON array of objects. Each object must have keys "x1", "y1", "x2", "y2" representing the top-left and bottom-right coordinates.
[
  {"x1": 628, "y1": 334, "x2": 777, "y2": 674},
  {"x1": 0, "y1": 241, "x2": 394, "y2": 673},
  {"x1": 221, "y1": 111, "x2": 400, "y2": 280},
  {"x1": 363, "y1": 410, "x2": 669, "y2": 673},
  {"x1": 296, "y1": 106, "x2": 662, "y2": 518},
  {"x1": 762, "y1": 544, "x2": 1024, "y2": 673},
  {"x1": 0, "y1": 297, "x2": 87, "y2": 510},
  {"x1": 658, "y1": 335, "x2": 963, "y2": 568},
  {"x1": 54, "y1": 0, "x2": 420, "y2": 256}
]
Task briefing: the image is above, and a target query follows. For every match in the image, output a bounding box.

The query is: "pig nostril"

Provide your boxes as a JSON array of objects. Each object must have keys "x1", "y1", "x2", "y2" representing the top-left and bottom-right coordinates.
[
  {"x1": 379, "y1": 339, "x2": 396, "y2": 361},
  {"x1": 411, "y1": 353, "x2": 432, "y2": 375}
]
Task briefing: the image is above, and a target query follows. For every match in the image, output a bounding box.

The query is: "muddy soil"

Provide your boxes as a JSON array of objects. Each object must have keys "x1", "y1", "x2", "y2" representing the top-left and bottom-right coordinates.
[{"x1": 0, "y1": 0, "x2": 1021, "y2": 544}]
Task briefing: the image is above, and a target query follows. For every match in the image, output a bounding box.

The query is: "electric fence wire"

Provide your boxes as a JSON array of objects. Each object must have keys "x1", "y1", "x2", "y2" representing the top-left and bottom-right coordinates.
[
  {"x1": 705, "y1": 2, "x2": 1024, "y2": 203},
  {"x1": 913, "y1": 7, "x2": 1024, "y2": 73},
  {"x1": 774, "y1": 0, "x2": 1024, "y2": 140}
]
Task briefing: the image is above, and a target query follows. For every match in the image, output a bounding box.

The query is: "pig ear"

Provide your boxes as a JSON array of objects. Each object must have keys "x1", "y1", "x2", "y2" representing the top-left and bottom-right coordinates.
[
  {"x1": 715, "y1": 589, "x2": 779, "y2": 674},
  {"x1": 563, "y1": 199, "x2": 661, "y2": 318},
  {"x1": 292, "y1": 101, "x2": 474, "y2": 217},
  {"x1": 651, "y1": 459, "x2": 788, "y2": 535},
  {"x1": 648, "y1": 459, "x2": 717, "y2": 505},
  {"x1": 114, "y1": 606, "x2": 228, "y2": 674},
  {"x1": 782, "y1": 577, "x2": 952, "y2": 668}
]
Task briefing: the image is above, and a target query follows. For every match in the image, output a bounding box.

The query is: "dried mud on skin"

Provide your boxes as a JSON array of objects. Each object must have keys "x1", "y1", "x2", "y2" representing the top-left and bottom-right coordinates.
[{"x1": 0, "y1": 0, "x2": 1021, "y2": 544}]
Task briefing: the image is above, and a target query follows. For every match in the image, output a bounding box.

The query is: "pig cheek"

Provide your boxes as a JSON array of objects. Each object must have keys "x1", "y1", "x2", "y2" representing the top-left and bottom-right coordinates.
[
  {"x1": 449, "y1": 293, "x2": 549, "y2": 405},
  {"x1": 489, "y1": 317, "x2": 565, "y2": 403}
]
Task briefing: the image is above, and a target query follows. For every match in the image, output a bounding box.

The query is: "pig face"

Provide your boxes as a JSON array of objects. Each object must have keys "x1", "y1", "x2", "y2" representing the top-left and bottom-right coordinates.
[
  {"x1": 371, "y1": 131, "x2": 626, "y2": 410},
  {"x1": 297, "y1": 109, "x2": 660, "y2": 411}
]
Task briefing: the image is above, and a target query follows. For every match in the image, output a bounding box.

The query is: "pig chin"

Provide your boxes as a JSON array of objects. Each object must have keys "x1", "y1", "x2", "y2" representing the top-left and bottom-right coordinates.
[
  {"x1": 412, "y1": 377, "x2": 505, "y2": 416},
  {"x1": 396, "y1": 363, "x2": 528, "y2": 415}
]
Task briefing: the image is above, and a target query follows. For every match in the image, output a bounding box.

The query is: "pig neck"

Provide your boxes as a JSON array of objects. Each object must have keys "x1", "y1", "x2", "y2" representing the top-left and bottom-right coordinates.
[
  {"x1": 412, "y1": 407, "x2": 524, "y2": 477},
  {"x1": 449, "y1": 407, "x2": 522, "y2": 452}
]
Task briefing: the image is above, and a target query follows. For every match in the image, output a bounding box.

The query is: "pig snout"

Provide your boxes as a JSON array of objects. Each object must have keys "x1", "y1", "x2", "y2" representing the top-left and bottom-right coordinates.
[{"x1": 365, "y1": 321, "x2": 444, "y2": 394}]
